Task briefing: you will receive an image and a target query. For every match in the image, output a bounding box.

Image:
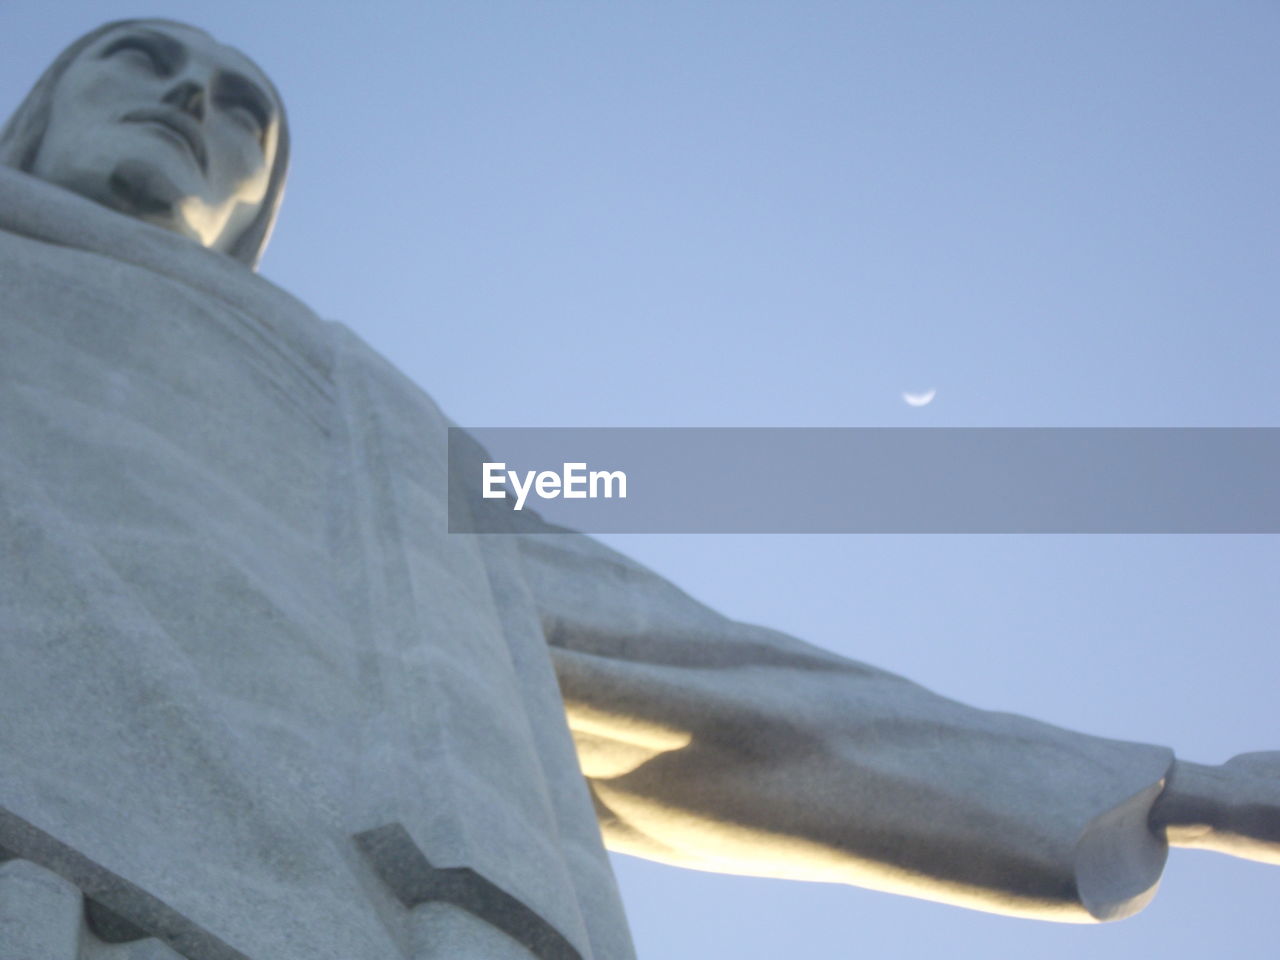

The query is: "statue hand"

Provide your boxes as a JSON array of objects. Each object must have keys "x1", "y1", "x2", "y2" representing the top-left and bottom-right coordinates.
[
  {"x1": 1153, "y1": 752, "x2": 1280, "y2": 865},
  {"x1": 1216, "y1": 751, "x2": 1280, "y2": 863}
]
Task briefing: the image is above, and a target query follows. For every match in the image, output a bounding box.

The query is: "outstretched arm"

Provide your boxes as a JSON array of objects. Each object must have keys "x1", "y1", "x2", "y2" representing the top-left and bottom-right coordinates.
[{"x1": 519, "y1": 530, "x2": 1278, "y2": 923}]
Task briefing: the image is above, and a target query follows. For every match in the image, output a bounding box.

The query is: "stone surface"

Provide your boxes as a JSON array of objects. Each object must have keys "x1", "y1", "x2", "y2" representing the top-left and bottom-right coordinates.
[
  {"x1": 0, "y1": 859, "x2": 82, "y2": 960},
  {"x1": 0, "y1": 165, "x2": 629, "y2": 958}
]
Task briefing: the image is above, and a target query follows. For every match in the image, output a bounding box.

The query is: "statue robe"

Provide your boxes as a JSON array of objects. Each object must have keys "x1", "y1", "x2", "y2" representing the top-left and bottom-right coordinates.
[{"x1": 0, "y1": 168, "x2": 1174, "y2": 960}]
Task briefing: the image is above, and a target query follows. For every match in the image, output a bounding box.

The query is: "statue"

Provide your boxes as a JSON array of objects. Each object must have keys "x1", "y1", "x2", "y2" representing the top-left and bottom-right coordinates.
[{"x1": 0, "y1": 19, "x2": 1275, "y2": 960}]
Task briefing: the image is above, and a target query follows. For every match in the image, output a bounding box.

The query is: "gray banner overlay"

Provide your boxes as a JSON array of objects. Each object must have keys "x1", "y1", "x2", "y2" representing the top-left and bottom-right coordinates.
[{"x1": 448, "y1": 428, "x2": 1280, "y2": 534}]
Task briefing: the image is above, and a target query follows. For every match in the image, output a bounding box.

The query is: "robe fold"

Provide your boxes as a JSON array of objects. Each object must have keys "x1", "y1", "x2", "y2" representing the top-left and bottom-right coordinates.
[{"x1": 0, "y1": 167, "x2": 1174, "y2": 959}]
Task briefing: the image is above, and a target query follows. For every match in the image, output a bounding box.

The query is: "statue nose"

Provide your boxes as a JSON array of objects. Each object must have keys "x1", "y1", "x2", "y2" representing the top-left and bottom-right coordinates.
[{"x1": 163, "y1": 80, "x2": 206, "y2": 121}]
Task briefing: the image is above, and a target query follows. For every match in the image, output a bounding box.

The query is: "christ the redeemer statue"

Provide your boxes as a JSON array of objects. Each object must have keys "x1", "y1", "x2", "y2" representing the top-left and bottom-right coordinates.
[{"x1": 0, "y1": 19, "x2": 1275, "y2": 960}]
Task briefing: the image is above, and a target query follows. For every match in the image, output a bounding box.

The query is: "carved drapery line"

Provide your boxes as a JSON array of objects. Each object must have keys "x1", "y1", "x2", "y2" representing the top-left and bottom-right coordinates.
[
  {"x1": 2, "y1": 811, "x2": 592, "y2": 959},
  {"x1": 356, "y1": 822, "x2": 585, "y2": 960},
  {"x1": 0, "y1": 806, "x2": 250, "y2": 960}
]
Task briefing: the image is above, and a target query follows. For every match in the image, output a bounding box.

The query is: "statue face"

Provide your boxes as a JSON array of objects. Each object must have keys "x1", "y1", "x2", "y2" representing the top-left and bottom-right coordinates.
[{"x1": 30, "y1": 22, "x2": 280, "y2": 254}]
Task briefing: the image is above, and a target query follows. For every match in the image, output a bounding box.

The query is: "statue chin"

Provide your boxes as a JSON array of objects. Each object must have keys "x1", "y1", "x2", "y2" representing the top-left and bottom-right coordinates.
[{"x1": 105, "y1": 158, "x2": 193, "y2": 235}]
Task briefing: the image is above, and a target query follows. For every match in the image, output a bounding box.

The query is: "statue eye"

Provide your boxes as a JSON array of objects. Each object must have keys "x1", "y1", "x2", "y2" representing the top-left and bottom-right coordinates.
[
  {"x1": 226, "y1": 102, "x2": 264, "y2": 137},
  {"x1": 102, "y1": 36, "x2": 167, "y2": 75},
  {"x1": 215, "y1": 79, "x2": 273, "y2": 145}
]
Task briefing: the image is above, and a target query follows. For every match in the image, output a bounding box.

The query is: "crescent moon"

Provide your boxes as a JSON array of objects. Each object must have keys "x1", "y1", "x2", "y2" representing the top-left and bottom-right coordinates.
[{"x1": 902, "y1": 388, "x2": 936, "y2": 407}]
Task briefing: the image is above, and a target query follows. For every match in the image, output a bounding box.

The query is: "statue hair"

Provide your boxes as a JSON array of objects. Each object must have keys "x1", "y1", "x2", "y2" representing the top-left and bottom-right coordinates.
[{"x1": 0, "y1": 18, "x2": 290, "y2": 270}]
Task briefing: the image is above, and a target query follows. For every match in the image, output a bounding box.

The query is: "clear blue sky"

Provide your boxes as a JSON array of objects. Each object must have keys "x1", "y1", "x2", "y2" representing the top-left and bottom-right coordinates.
[{"x1": 3, "y1": 2, "x2": 1277, "y2": 957}]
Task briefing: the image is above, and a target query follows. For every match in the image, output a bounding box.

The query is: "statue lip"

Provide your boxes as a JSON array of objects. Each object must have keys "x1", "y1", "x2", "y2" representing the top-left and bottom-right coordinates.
[{"x1": 121, "y1": 108, "x2": 208, "y2": 174}]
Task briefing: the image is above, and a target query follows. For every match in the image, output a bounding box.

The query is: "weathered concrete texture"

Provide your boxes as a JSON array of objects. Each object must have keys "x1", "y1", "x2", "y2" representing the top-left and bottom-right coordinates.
[
  {"x1": 410, "y1": 903, "x2": 544, "y2": 960},
  {"x1": 0, "y1": 857, "x2": 225, "y2": 960},
  {"x1": 92, "y1": 942, "x2": 189, "y2": 960},
  {"x1": 0, "y1": 167, "x2": 634, "y2": 960},
  {"x1": 0, "y1": 859, "x2": 82, "y2": 959},
  {"x1": 357, "y1": 823, "x2": 583, "y2": 960}
]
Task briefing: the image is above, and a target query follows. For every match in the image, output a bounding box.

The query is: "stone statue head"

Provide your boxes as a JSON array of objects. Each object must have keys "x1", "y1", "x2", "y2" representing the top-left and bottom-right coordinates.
[{"x1": 0, "y1": 19, "x2": 290, "y2": 269}]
